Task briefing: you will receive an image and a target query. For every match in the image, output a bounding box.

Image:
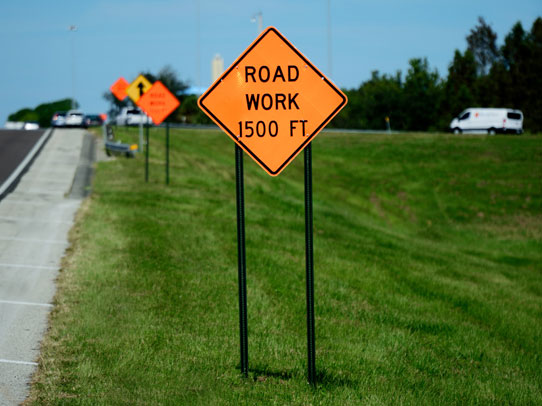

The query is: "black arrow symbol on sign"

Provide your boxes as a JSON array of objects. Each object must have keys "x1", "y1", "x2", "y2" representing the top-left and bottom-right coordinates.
[{"x1": 137, "y1": 82, "x2": 145, "y2": 97}]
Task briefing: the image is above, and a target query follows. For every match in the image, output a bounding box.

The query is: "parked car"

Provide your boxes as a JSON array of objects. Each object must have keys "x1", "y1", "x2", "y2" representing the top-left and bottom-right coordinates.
[
  {"x1": 51, "y1": 111, "x2": 67, "y2": 127},
  {"x1": 5, "y1": 121, "x2": 25, "y2": 129},
  {"x1": 84, "y1": 114, "x2": 104, "y2": 127},
  {"x1": 5, "y1": 121, "x2": 39, "y2": 130},
  {"x1": 23, "y1": 121, "x2": 40, "y2": 130},
  {"x1": 115, "y1": 107, "x2": 153, "y2": 126},
  {"x1": 450, "y1": 108, "x2": 523, "y2": 135},
  {"x1": 65, "y1": 110, "x2": 86, "y2": 128}
]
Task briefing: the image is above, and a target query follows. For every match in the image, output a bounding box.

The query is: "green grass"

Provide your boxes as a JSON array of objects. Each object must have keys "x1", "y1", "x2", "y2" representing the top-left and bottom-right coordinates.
[{"x1": 27, "y1": 128, "x2": 542, "y2": 405}]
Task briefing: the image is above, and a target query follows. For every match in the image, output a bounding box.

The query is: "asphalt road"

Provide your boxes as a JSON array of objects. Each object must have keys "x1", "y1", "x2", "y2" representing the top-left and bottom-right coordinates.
[
  {"x1": 0, "y1": 128, "x2": 94, "y2": 405},
  {"x1": 0, "y1": 130, "x2": 45, "y2": 186}
]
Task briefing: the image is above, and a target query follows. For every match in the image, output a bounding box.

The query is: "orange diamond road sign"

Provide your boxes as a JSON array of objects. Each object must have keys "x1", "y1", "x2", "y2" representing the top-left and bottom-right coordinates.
[
  {"x1": 198, "y1": 27, "x2": 347, "y2": 176},
  {"x1": 137, "y1": 81, "x2": 180, "y2": 125},
  {"x1": 126, "y1": 74, "x2": 153, "y2": 104},
  {"x1": 110, "y1": 77, "x2": 129, "y2": 101}
]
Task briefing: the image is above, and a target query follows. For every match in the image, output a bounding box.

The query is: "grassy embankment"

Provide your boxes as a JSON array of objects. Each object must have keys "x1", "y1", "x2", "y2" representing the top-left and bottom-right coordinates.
[{"x1": 27, "y1": 128, "x2": 541, "y2": 405}]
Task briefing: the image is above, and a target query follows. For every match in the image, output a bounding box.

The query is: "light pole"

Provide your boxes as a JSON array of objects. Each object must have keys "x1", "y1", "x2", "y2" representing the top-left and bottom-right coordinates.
[
  {"x1": 251, "y1": 12, "x2": 263, "y2": 35},
  {"x1": 196, "y1": 0, "x2": 201, "y2": 88},
  {"x1": 327, "y1": 0, "x2": 332, "y2": 77},
  {"x1": 68, "y1": 25, "x2": 77, "y2": 109}
]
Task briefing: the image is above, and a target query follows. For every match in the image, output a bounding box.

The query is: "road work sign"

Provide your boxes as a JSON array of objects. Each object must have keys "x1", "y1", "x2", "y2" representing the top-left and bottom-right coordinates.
[
  {"x1": 198, "y1": 26, "x2": 347, "y2": 176},
  {"x1": 137, "y1": 81, "x2": 180, "y2": 125},
  {"x1": 126, "y1": 74, "x2": 152, "y2": 104},
  {"x1": 110, "y1": 77, "x2": 129, "y2": 101}
]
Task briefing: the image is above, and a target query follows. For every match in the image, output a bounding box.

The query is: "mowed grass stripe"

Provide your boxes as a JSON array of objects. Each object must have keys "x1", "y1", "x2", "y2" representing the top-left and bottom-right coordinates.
[{"x1": 26, "y1": 129, "x2": 541, "y2": 405}]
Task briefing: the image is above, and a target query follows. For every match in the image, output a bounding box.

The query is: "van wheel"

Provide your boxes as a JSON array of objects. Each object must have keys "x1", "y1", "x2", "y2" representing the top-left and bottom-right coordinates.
[
  {"x1": 488, "y1": 128, "x2": 496, "y2": 135},
  {"x1": 453, "y1": 128, "x2": 461, "y2": 134}
]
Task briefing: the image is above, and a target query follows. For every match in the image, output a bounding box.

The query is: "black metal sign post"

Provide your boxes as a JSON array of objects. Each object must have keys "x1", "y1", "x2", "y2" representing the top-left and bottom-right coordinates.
[
  {"x1": 166, "y1": 122, "x2": 170, "y2": 185},
  {"x1": 304, "y1": 142, "x2": 316, "y2": 386},
  {"x1": 235, "y1": 145, "x2": 249, "y2": 377},
  {"x1": 145, "y1": 122, "x2": 149, "y2": 182}
]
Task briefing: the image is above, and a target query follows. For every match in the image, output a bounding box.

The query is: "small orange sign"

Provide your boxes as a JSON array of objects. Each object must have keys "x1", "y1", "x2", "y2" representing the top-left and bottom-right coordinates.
[
  {"x1": 110, "y1": 77, "x2": 129, "y2": 101},
  {"x1": 137, "y1": 81, "x2": 180, "y2": 125},
  {"x1": 198, "y1": 27, "x2": 347, "y2": 176}
]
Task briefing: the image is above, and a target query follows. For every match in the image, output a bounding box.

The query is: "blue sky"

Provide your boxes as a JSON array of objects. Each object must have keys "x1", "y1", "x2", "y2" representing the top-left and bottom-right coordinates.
[{"x1": 1, "y1": 0, "x2": 540, "y2": 125}]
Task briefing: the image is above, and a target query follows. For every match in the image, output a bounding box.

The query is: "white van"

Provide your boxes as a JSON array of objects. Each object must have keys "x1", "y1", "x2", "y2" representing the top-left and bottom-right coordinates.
[{"x1": 450, "y1": 108, "x2": 523, "y2": 135}]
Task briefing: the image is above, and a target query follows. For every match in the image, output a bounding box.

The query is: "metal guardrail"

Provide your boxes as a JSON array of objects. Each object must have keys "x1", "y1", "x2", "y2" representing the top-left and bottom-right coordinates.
[
  {"x1": 145, "y1": 122, "x2": 398, "y2": 134},
  {"x1": 149, "y1": 122, "x2": 401, "y2": 134},
  {"x1": 103, "y1": 125, "x2": 138, "y2": 158}
]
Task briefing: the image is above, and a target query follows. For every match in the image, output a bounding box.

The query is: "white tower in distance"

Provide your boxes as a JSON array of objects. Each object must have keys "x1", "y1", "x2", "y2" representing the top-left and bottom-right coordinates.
[{"x1": 211, "y1": 54, "x2": 224, "y2": 83}]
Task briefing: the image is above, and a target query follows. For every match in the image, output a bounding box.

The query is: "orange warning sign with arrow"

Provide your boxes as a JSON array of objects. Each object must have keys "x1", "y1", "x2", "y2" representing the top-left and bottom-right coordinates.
[{"x1": 126, "y1": 74, "x2": 152, "y2": 104}]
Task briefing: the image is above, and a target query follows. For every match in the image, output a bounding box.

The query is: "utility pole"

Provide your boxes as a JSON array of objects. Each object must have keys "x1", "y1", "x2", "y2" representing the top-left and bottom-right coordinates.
[
  {"x1": 69, "y1": 25, "x2": 77, "y2": 109},
  {"x1": 196, "y1": 0, "x2": 201, "y2": 88},
  {"x1": 251, "y1": 12, "x2": 263, "y2": 35},
  {"x1": 327, "y1": 0, "x2": 332, "y2": 77}
]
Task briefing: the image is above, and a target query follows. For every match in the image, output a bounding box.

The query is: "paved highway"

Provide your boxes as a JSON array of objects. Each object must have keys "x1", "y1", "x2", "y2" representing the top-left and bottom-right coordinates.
[
  {"x1": 0, "y1": 128, "x2": 94, "y2": 405},
  {"x1": 0, "y1": 130, "x2": 47, "y2": 189}
]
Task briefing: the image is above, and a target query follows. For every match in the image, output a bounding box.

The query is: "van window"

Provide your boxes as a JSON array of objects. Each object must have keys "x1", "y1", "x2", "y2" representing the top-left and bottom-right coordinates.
[
  {"x1": 127, "y1": 109, "x2": 141, "y2": 115},
  {"x1": 459, "y1": 112, "x2": 470, "y2": 120},
  {"x1": 507, "y1": 112, "x2": 521, "y2": 120}
]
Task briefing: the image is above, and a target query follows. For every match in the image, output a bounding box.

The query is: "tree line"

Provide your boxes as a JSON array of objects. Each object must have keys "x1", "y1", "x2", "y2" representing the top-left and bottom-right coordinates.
[
  {"x1": 103, "y1": 17, "x2": 541, "y2": 132},
  {"x1": 331, "y1": 17, "x2": 542, "y2": 132},
  {"x1": 8, "y1": 99, "x2": 73, "y2": 128}
]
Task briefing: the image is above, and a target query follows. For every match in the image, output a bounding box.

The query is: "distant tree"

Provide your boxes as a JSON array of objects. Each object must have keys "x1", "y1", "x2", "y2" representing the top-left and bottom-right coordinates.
[
  {"x1": 179, "y1": 95, "x2": 212, "y2": 124},
  {"x1": 467, "y1": 17, "x2": 499, "y2": 76},
  {"x1": 103, "y1": 91, "x2": 129, "y2": 120},
  {"x1": 402, "y1": 58, "x2": 442, "y2": 131},
  {"x1": 8, "y1": 98, "x2": 73, "y2": 127},
  {"x1": 34, "y1": 99, "x2": 74, "y2": 127},
  {"x1": 154, "y1": 65, "x2": 189, "y2": 123},
  {"x1": 155, "y1": 65, "x2": 188, "y2": 97},
  {"x1": 441, "y1": 50, "x2": 478, "y2": 121},
  {"x1": 8, "y1": 108, "x2": 39, "y2": 123},
  {"x1": 332, "y1": 71, "x2": 404, "y2": 130},
  {"x1": 329, "y1": 88, "x2": 364, "y2": 129},
  {"x1": 501, "y1": 22, "x2": 528, "y2": 69},
  {"x1": 361, "y1": 71, "x2": 404, "y2": 130},
  {"x1": 526, "y1": 18, "x2": 542, "y2": 131},
  {"x1": 489, "y1": 18, "x2": 542, "y2": 131}
]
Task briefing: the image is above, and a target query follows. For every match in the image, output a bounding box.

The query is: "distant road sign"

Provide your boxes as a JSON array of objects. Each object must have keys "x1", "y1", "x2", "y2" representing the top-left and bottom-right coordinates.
[
  {"x1": 110, "y1": 77, "x2": 129, "y2": 101},
  {"x1": 126, "y1": 75, "x2": 152, "y2": 104},
  {"x1": 198, "y1": 27, "x2": 347, "y2": 176},
  {"x1": 137, "y1": 81, "x2": 180, "y2": 125}
]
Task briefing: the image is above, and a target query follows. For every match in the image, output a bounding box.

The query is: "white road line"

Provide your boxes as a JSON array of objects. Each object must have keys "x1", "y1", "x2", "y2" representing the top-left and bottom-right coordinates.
[
  {"x1": 0, "y1": 300, "x2": 53, "y2": 308},
  {"x1": 17, "y1": 178, "x2": 70, "y2": 183},
  {"x1": 0, "y1": 263, "x2": 57, "y2": 270},
  {"x1": 1, "y1": 199, "x2": 78, "y2": 206},
  {"x1": 0, "y1": 129, "x2": 52, "y2": 197},
  {"x1": 0, "y1": 358, "x2": 38, "y2": 366},
  {"x1": 0, "y1": 199, "x2": 51, "y2": 206},
  {"x1": 0, "y1": 236, "x2": 66, "y2": 244},
  {"x1": 0, "y1": 215, "x2": 72, "y2": 224}
]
